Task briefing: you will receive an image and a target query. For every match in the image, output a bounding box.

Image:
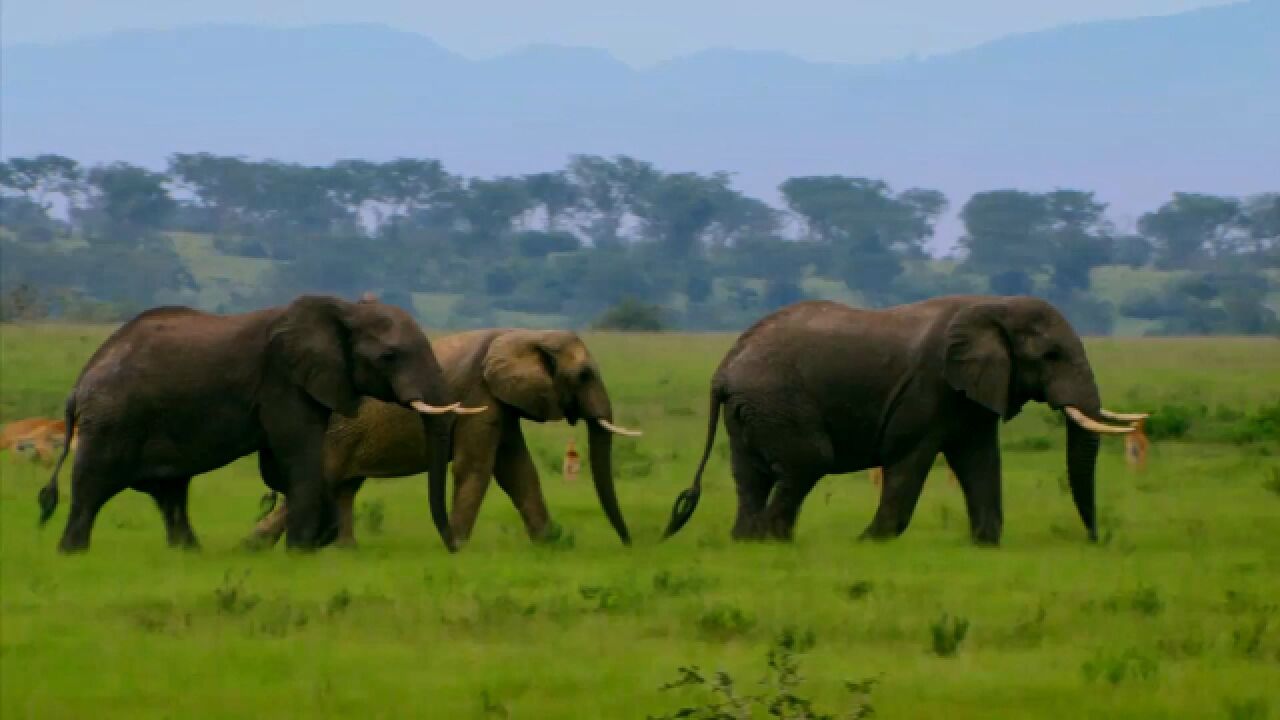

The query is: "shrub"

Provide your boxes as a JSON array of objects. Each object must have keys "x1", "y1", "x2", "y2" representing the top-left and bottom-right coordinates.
[
  {"x1": 592, "y1": 297, "x2": 667, "y2": 332},
  {"x1": 1082, "y1": 648, "x2": 1159, "y2": 685},
  {"x1": 930, "y1": 613, "x2": 970, "y2": 657},
  {"x1": 696, "y1": 604, "x2": 756, "y2": 642}
]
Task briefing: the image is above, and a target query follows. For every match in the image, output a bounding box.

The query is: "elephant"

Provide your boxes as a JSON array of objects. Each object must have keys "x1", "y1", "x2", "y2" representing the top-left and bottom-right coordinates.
[
  {"x1": 245, "y1": 329, "x2": 642, "y2": 549},
  {"x1": 37, "y1": 294, "x2": 483, "y2": 554},
  {"x1": 662, "y1": 295, "x2": 1148, "y2": 546}
]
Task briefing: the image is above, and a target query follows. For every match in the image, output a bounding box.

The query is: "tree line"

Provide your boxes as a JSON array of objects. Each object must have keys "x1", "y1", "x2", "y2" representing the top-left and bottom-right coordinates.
[{"x1": 1, "y1": 153, "x2": 1277, "y2": 334}]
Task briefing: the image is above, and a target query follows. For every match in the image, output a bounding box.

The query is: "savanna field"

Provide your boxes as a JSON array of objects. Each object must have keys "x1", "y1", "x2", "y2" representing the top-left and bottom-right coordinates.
[{"x1": 1, "y1": 324, "x2": 1278, "y2": 719}]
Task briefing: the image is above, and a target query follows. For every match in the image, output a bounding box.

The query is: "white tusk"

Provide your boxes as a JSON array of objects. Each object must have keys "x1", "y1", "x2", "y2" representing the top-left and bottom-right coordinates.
[
  {"x1": 1100, "y1": 409, "x2": 1150, "y2": 423},
  {"x1": 450, "y1": 405, "x2": 489, "y2": 415},
  {"x1": 411, "y1": 400, "x2": 459, "y2": 415},
  {"x1": 597, "y1": 418, "x2": 643, "y2": 437},
  {"x1": 1064, "y1": 406, "x2": 1134, "y2": 435}
]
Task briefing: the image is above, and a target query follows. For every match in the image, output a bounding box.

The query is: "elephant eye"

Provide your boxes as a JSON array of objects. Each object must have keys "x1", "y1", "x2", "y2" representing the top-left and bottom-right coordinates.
[
  {"x1": 1043, "y1": 348, "x2": 1063, "y2": 362},
  {"x1": 378, "y1": 349, "x2": 399, "y2": 364}
]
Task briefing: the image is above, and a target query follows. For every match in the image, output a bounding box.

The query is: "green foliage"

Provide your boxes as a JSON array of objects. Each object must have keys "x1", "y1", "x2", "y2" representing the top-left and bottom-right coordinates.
[
  {"x1": 649, "y1": 632, "x2": 879, "y2": 720},
  {"x1": 929, "y1": 613, "x2": 971, "y2": 657},
  {"x1": 593, "y1": 297, "x2": 667, "y2": 332},
  {"x1": 697, "y1": 604, "x2": 757, "y2": 642},
  {"x1": 1081, "y1": 648, "x2": 1159, "y2": 685}
]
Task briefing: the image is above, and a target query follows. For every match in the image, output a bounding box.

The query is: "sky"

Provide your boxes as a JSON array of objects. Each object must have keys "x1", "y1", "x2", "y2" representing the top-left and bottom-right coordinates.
[{"x1": 1, "y1": 0, "x2": 1236, "y2": 66}]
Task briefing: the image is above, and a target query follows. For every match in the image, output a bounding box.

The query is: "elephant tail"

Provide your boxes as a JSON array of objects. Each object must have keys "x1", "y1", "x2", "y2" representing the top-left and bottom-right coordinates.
[
  {"x1": 662, "y1": 383, "x2": 724, "y2": 539},
  {"x1": 38, "y1": 394, "x2": 77, "y2": 527}
]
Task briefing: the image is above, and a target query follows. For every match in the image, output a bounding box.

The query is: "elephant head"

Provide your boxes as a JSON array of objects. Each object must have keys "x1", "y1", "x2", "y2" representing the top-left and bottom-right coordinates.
[
  {"x1": 482, "y1": 330, "x2": 640, "y2": 544},
  {"x1": 943, "y1": 296, "x2": 1146, "y2": 540},
  {"x1": 271, "y1": 294, "x2": 484, "y2": 552}
]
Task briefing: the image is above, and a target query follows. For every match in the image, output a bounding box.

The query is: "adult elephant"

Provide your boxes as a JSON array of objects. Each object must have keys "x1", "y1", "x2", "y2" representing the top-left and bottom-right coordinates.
[
  {"x1": 37, "y1": 295, "x2": 483, "y2": 554},
  {"x1": 246, "y1": 329, "x2": 642, "y2": 549},
  {"x1": 663, "y1": 296, "x2": 1147, "y2": 546}
]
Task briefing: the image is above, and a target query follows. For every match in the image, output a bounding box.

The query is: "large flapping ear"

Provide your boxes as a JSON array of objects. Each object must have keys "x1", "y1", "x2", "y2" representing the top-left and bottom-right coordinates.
[
  {"x1": 482, "y1": 330, "x2": 561, "y2": 421},
  {"x1": 944, "y1": 302, "x2": 1013, "y2": 418},
  {"x1": 272, "y1": 296, "x2": 361, "y2": 417}
]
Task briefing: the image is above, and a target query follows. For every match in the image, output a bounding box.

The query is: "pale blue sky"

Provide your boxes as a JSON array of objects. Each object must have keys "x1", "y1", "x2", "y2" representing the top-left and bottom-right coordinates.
[{"x1": 2, "y1": 0, "x2": 1235, "y2": 65}]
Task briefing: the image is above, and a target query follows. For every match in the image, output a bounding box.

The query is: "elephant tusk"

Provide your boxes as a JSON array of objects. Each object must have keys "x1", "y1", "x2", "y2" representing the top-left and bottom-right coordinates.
[
  {"x1": 1100, "y1": 409, "x2": 1150, "y2": 423},
  {"x1": 597, "y1": 418, "x2": 643, "y2": 437},
  {"x1": 411, "y1": 400, "x2": 459, "y2": 415},
  {"x1": 450, "y1": 405, "x2": 489, "y2": 415},
  {"x1": 1064, "y1": 406, "x2": 1134, "y2": 435}
]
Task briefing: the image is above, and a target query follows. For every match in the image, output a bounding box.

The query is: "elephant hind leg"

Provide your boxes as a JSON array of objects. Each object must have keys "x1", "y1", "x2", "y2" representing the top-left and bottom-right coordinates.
[
  {"x1": 860, "y1": 446, "x2": 939, "y2": 541},
  {"x1": 762, "y1": 470, "x2": 822, "y2": 541},
  {"x1": 333, "y1": 477, "x2": 365, "y2": 547},
  {"x1": 142, "y1": 476, "x2": 200, "y2": 550},
  {"x1": 57, "y1": 441, "x2": 129, "y2": 553},
  {"x1": 492, "y1": 422, "x2": 552, "y2": 542},
  {"x1": 728, "y1": 439, "x2": 776, "y2": 541}
]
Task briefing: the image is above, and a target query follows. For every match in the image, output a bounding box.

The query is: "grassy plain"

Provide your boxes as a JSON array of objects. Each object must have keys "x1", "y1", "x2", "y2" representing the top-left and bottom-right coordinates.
[{"x1": 1, "y1": 325, "x2": 1278, "y2": 718}]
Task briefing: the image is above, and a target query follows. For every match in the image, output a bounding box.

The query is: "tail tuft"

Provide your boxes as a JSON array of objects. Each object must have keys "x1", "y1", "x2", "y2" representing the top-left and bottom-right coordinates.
[
  {"x1": 662, "y1": 487, "x2": 701, "y2": 540},
  {"x1": 37, "y1": 483, "x2": 59, "y2": 526}
]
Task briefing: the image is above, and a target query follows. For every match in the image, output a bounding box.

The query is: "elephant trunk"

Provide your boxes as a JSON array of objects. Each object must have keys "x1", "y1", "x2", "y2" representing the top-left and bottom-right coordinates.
[
  {"x1": 1065, "y1": 419, "x2": 1100, "y2": 542},
  {"x1": 422, "y1": 414, "x2": 457, "y2": 553},
  {"x1": 587, "y1": 419, "x2": 631, "y2": 545}
]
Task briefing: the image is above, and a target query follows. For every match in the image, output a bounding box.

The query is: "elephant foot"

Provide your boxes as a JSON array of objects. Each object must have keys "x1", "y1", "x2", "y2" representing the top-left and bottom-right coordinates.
[
  {"x1": 239, "y1": 533, "x2": 278, "y2": 552},
  {"x1": 334, "y1": 536, "x2": 359, "y2": 549}
]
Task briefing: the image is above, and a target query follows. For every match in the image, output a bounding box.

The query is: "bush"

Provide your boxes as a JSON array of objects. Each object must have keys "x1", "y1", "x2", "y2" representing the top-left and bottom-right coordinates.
[{"x1": 592, "y1": 297, "x2": 667, "y2": 332}]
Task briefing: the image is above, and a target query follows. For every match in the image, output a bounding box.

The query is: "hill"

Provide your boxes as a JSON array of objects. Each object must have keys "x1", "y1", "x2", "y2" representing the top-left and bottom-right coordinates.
[{"x1": 3, "y1": 1, "x2": 1277, "y2": 240}]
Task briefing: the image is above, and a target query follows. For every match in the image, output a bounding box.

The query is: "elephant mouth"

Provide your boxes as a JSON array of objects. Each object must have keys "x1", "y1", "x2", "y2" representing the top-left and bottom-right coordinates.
[{"x1": 1061, "y1": 406, "x2": 1148, "y2": 435}]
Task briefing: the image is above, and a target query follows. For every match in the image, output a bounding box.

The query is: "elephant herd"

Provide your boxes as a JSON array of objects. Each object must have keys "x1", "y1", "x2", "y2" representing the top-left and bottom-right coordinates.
[{"x1": 34, "y1": 293, "x2": 1147, "y2": 555}]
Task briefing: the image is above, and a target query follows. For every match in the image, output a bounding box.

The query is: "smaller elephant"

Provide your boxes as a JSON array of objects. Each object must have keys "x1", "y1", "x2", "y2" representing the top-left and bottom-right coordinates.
[
  {"x1": 39, "y1": 294, "x2": 482, "y2": 554},
  {"x1": 248, "y1": 329, "x2": 642, "y2": 548}
]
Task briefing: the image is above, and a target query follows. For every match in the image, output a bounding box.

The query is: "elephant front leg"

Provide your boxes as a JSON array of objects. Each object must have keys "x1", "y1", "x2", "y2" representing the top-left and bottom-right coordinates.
[
  {"x1": 449, "y1": 423, "x2": 501, "y2": 547},
  {"x1": 942, "y1": 419, "x2": 1003, "y2": 546},
  {"x1": 860, "y1": 447, "x2": 939, "y2": 541},
  {"x1": 492, "y1": 421, "x2": 553, "y2": 542}
]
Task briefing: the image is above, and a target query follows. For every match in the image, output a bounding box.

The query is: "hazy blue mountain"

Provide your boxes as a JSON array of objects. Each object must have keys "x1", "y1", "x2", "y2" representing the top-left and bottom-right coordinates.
[{"x1": 3, "y1": 1, "x2": 1276, "y2": 241}]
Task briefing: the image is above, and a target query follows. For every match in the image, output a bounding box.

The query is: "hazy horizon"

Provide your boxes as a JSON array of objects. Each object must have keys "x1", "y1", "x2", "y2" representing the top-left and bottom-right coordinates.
[{"x1": 1, "y1": 0, "x2": 1237, "y2": 66}]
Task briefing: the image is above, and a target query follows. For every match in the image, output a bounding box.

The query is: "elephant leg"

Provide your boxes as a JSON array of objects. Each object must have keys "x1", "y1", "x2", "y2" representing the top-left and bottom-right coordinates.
[
  {"x1": 242, "y1": 449, "x2": 289, "y2": 550},
  {"x1": 860, "y1": 447, "x2": 939, "y2": 541},
  {"x1": 942, "y1": 420, "x2": 1003, "y2": 545},
  {"x1": 729, "y1": 442, "x2": 776, "y2": 541},
  {"x1": 492, "y1": 420, "x2": 553, "y2": 542},
  {"x1": 334, "y1": 477, "x2": 365, "y2": 547},
  {"x1": 143, "y1": 476, "x2": 200, "y2": 549},
  {"x1": 762, "y1": 471, "x2": 822, "y2": 541},
  {"x1": 57, "y1": 441, "x2": 128, "y2": 553},
  {"x1": 267, "y1": 446, "x2": 338, "y2": 551},
  {"x1": 449, "y1": 420, "x2": 501, "y2": 547}
]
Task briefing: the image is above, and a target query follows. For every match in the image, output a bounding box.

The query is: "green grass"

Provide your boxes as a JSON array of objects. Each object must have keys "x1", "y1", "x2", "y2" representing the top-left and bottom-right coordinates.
[{"x1": 2, "y1": 326, "x2": 1278, "y2": 718}]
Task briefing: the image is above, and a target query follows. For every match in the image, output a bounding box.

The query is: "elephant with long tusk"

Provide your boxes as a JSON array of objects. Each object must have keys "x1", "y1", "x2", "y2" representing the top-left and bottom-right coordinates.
[
  {"x1": 662, "y1": 295, "x2": 1148, "y2": 547},
  {"x1": 247, "y1": 329, "x2": 641, "y2": 549}
]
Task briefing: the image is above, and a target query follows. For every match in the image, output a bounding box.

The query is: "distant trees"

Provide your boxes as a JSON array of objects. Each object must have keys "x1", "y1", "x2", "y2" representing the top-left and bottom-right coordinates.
[{"x1": 0, "y1": 152, "x2": 1275, "y2": 334}]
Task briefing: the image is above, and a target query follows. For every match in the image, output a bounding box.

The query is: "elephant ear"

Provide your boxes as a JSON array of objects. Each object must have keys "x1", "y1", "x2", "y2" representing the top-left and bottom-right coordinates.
[
  {"x1": 482, "y1": 331, "x2": 560, "y2": 422},
  {"x1": 273, "y1": 296, "x2": 361, "y2": 417},
  {"x1": 944, "y1": 303, "x2": 1012, "y2": 418}
]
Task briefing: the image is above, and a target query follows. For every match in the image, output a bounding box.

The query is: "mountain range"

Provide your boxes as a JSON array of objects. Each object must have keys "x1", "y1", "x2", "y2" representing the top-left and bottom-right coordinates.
[{"x1": 2, "y1": 0, "x2": 1277, "y2": 245}]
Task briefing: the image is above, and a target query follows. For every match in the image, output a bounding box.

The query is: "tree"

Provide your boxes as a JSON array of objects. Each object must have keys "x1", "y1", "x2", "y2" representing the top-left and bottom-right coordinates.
[
  {"x1": 1043, "y1": 190, "x2": 1112, "y2": 298},
  {"x1": 454, "y1": 177, "x2": 532, "y2": 255},
  {"x1": 1138, "y1": 193, "x2": 1240, "y2": 269},
  {"x1": 0, "y1": 154, "x2": 82, "y2": 210},
  {"x1": 632, "y1": 172, "x2": 735, "y2": 258},
  {"x1": 522, "y1": 171, "x2": 580, "y2": 231},
  {"x1": 78, "y1": 162, "x2": 176, "y2": 245},
  {"x1": 895, "y1": 187, "x2": 949, "y2": 257},
  {"x1": 567, "y1": 155, "x2": 658, "y2": 247},
  {"x1": 959, "y1": 190, "x2": 1051, "y2": 294}
]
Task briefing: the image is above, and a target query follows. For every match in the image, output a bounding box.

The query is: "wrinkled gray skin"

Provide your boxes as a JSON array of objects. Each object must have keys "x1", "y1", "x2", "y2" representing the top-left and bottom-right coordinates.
[
  {"x1": 247, "y1": 329, "x2": 636, "y2": 549},
  {"x1": 38, "y1": 295, "x2": 460, "y2": 554},
  {"x1": 664, "y1": 295, "x2": 1130, "y2": 546}
]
